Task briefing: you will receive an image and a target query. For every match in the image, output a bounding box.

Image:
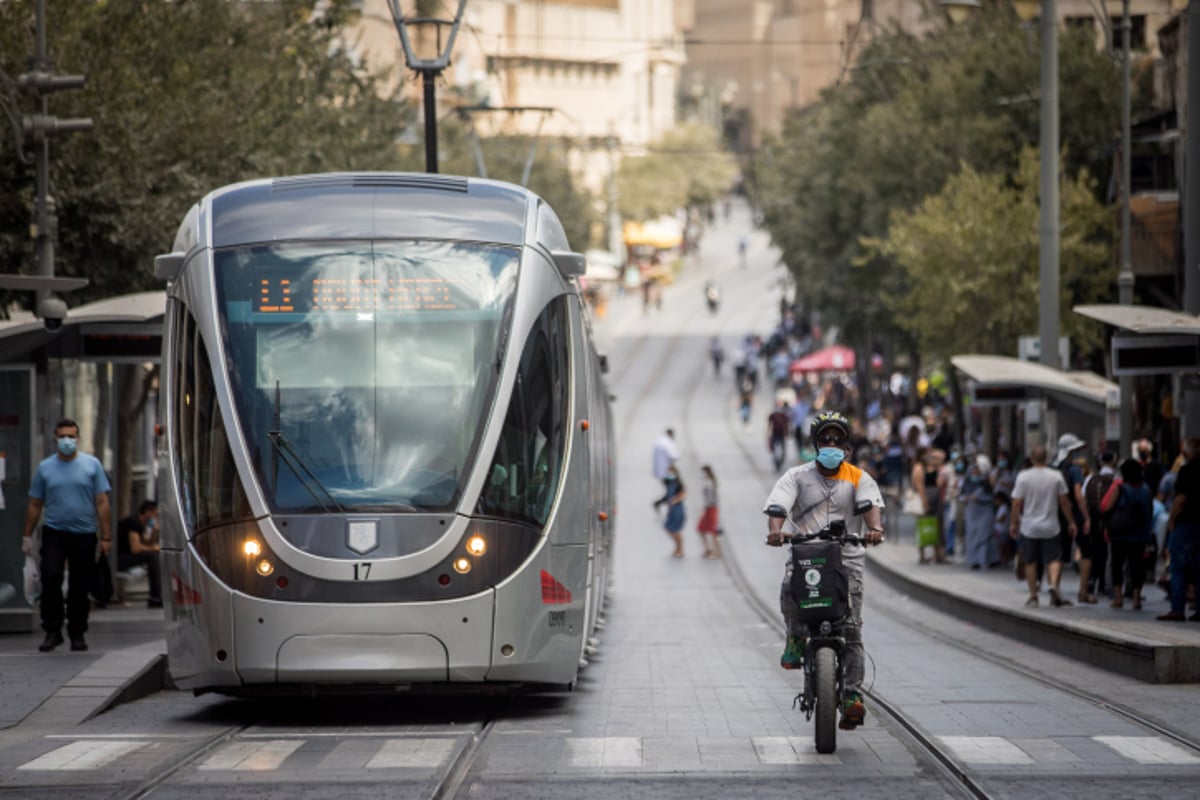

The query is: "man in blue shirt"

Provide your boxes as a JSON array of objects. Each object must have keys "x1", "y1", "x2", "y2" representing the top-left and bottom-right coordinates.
[{"x1": 21, "y1": 418, "x2": 112, "y2": 652}]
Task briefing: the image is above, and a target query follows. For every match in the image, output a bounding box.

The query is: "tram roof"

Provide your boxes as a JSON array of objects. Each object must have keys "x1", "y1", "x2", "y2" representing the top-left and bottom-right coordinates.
[
  {"x1": 0, "y1": 291, "x2": 165, "y2": 363},
  {"x1": 951, "y1": 354, "x2": 1116, "y2": 410},
  {"x1": 1074, "y1": 304, "x2": 1200, "y2": 336},
  {"x1": 208, "y1": 173, "x2": 531, "y2": 248}
]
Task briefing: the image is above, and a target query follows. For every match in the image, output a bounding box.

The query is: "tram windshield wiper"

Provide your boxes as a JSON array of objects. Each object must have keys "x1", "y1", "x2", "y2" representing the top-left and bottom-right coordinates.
[{"x1": 269, "y1": 381, "x2": 345, "y2": 514}]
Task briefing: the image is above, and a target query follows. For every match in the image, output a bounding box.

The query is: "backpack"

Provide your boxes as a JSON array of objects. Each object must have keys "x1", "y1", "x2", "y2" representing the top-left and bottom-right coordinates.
[{"x1": 1084, "y1": 472, "x2": 1115, "y2": 514}]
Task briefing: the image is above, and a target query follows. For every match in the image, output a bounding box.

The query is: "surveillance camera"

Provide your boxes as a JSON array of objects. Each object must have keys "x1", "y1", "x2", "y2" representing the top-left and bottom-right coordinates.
[{"x1": 37, "y1": 296, "x2": 67, "y2": 333}]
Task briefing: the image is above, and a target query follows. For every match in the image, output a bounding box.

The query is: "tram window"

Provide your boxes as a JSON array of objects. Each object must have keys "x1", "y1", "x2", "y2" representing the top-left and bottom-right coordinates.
[
  {"x1": 478, "y1": 295, "x2": 570, "y2": 527},
  {"x1": 536, "y1": 203, "x2": 571, "y2": 252},
  {"x1": 171, "y1": 306, "x2": 251, "y2": 533},
  {"x1": 192, "y1": 329, "x2": 251, "y2": 529},
  {"x1": 213, "y1": 240, "x2": 518, "y2": 514}
]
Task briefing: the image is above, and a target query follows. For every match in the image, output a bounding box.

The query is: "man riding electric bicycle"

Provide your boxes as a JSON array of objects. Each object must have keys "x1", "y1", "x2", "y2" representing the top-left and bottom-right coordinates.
[{"x1": 763, "y1": 410, "x2": 885, "y2": 731}]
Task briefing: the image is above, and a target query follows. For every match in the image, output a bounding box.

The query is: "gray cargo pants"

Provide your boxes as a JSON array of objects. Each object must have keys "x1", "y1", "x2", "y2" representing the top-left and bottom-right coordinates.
[{"x1": 779, "y1": 549, "x2": 865, "y2": 696}]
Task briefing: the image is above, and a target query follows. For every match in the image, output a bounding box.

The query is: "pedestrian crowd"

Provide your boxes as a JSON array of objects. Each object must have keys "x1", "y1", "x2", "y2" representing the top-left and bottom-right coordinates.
[
  {"x1": 697, "y1": 308, "x2": 1198, "y2": 623},
  {"x1": 885, "y1": 420, "x2": 1197, "y2": 619}
]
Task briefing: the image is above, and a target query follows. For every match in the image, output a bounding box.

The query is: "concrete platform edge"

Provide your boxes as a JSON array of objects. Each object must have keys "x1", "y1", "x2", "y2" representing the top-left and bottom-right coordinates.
[{"x1": 82, "y1": 650, "x2": 170, "y2": 723}]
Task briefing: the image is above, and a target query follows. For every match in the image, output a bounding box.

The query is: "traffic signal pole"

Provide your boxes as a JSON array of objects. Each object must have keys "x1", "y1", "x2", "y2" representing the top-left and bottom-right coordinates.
[{"x1": 17, "y1": 0, "x2": 92, "y2": 320}]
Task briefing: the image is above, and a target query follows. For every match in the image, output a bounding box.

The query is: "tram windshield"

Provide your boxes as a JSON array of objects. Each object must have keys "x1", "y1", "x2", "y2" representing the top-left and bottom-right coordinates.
[{"x1": 214, "y1": 240, "x2": 519, "y2": 513}]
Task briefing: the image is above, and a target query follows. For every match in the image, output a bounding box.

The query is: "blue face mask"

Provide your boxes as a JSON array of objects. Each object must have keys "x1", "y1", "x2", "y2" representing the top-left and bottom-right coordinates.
[
  {"x1": 56, "y1": 437, "x2": 77, "y2": 457},
  {"x1": 816, "y1": 447, "x2": 845, "y2": 470}
]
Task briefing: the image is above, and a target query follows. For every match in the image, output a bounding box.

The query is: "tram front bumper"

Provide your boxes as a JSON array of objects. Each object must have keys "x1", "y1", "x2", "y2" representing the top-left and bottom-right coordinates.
[{"x1": 231, "y1": 592, "x2": 494, "y2": 685}]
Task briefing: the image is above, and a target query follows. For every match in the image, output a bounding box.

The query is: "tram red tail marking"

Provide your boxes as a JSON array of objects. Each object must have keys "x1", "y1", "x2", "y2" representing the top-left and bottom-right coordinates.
[
  {"x1": 540, "y1": 570, "x2": 572, "y2": 604},
  {"x1": 171, "y1": 572, "x2": 203, "y2": 606}
]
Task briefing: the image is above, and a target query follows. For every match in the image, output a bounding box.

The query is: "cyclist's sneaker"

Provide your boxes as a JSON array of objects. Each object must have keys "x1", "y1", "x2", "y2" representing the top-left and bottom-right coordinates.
[
  {"x1": 780, "y1": 635, "x2": 805, "y2": 669},
  {"x1": 839, "y1": 693, "x2": 866, "y2": 730}
]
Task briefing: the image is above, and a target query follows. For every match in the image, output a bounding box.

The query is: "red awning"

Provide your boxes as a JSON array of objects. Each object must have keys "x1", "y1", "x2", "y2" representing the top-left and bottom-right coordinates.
[{"x1": 790, "y1": 345, "x2": 856, "y2": 373}]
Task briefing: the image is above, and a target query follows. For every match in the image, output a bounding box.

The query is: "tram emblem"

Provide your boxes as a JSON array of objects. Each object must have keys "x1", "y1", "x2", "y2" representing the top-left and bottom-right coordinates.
[{"x1": 347, "y1": 520, "x2": 379, "y2": 554}]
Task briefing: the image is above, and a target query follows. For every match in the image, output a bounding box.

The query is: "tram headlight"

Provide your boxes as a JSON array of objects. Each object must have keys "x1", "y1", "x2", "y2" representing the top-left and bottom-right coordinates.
[
  {"x1": 243, "y1": 539, "x2": 262, "y2": 557},
  {"x1": 255, "y1": 559, "x2": 274, "y2": 577},
  {"x1": 453, "y1": 557, "x2": 472, "y2": 574},
  {"x1": 466, "y1": 535, "x2": 487, "y2": 556}
]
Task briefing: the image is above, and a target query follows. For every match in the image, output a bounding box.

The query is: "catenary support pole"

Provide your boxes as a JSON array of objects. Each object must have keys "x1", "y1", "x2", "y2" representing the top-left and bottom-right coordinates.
[
  {"x1": 1186, "y1": 0, "x2": 1200, "y2": 436},
  {"x1": 1037, "y1": 0, "x2": 1061, "y2": 370},
  {"x1": 1118, "y1": 0, "x2": 1134, "y2": 456}
]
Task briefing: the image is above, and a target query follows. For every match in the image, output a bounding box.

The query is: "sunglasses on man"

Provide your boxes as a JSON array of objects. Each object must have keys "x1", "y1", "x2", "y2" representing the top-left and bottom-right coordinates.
[{"x1": 816, "y1": 432, "x2": 847, "y2": 447}]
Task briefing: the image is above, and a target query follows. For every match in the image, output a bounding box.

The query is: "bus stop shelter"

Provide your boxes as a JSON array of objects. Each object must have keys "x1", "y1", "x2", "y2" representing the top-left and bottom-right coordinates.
[
  {"x1": 0, "y1": 291, "x2": 164, "y2": 632},
  {"x1": 951, "y1": 354, "x2": 1117, "y2": 459},
  {"x1": 1074, "y1": 303, "x2": 1200, "y2": 443}
]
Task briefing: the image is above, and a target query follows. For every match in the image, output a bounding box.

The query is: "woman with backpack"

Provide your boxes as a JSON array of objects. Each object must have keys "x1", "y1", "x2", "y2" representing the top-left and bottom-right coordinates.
[{"x1": 1100, "y1": 458, "x2": 1154, "y2": 610}]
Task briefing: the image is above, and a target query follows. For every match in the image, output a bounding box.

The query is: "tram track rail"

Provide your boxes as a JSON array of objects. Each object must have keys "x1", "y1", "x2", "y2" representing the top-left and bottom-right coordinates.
[
  {"x1": 118, "y1": 720, "x2": 254, "y2": 800},
  {"x1": 431, "y1": 718, "x2": 495, "y2": 800},
  {"x1": 110, "y1": 711, "x2": 496, "y2": 800}
]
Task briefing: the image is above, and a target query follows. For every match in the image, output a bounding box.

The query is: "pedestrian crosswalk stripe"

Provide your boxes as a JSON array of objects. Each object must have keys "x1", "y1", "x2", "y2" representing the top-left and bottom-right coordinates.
[
  {"x1": 18, "y1": 739, "x2": 146, "y2": 771},
  {"x1": 199, "y1": 739, "x2": 303, "y2": 771},
  {"x1": 566, "y1": 737, "x2": 641, "y2": 767},
  {"x1": 20, "y1": 733, "x2": 1200, "y2": 773},
  {"x1": 937, "y1": 736, "x2": 1034, "y2": 764},
  {"x1": 751, "y1": 736, "x2": 840, "y2": 764},
  {"x1": 366, "y1": 738, "x2": 456, "y2": 768},
  {"x1": 1094, "y1": 736, "x2": 1200, "y2": 765}
]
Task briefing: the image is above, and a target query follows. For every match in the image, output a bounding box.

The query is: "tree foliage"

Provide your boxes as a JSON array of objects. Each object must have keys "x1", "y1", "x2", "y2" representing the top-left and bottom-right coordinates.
[
  {"x1": 865, "y1": 148, "x2": 1113, "y2": 361},
  {"x1": 753, "y1": 8, "x2": 1127, "y2": 362},
  {"x1": 437, "y1": 127, "x2": 598, "y2": 250},
  {"x1": 0, "y1": 0, "x2": 411, "y2": 311},
  {"x1": 616, "y1": 123, "x2": 737, "y2": 221}
]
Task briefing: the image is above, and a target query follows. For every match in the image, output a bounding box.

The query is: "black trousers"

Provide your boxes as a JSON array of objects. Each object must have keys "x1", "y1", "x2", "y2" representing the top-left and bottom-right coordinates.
[
  {"x1": 40, "y1": 527, "x2": 97, "y2": 637},
  {"x1": 1110, "y1": 540, "x2": 1146, "y2": 593}
]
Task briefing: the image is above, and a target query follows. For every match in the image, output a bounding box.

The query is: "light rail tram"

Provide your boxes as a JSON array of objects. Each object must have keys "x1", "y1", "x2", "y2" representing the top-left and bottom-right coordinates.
[{"x1": 154, "y1": 173, "x2": 616, "y2": 695}]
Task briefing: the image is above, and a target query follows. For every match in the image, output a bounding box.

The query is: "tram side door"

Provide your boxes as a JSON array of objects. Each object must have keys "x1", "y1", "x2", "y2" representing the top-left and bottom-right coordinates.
[{"x1": 0, "y1": 365, "x2": 35, "y2": 632}]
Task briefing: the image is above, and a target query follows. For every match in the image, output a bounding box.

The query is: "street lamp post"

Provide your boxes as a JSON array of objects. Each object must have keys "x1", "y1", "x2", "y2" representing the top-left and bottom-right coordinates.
[{"x1": 387, "y1": 0, "x2": 468, "y2": 174}]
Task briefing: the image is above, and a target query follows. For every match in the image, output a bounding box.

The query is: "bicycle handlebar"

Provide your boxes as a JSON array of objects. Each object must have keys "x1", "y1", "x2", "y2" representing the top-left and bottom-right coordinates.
[
  {"x1": 763, "y1": 501, "x2": 884, "y2": 547},
  {"x1": 781, "y1": 528, "x2": 867, "y2": 546}
]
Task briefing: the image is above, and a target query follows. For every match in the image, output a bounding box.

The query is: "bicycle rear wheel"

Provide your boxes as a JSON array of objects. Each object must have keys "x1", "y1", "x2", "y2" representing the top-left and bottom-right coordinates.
[{"x1": 814, "y1": 646, "x2": 837, "y2": 754}]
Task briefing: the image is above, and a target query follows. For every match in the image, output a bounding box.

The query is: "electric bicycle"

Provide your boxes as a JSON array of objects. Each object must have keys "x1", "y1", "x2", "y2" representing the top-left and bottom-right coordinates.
[{"x1": 766, "y1": 501, "x2": 874, "y2": 754}]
